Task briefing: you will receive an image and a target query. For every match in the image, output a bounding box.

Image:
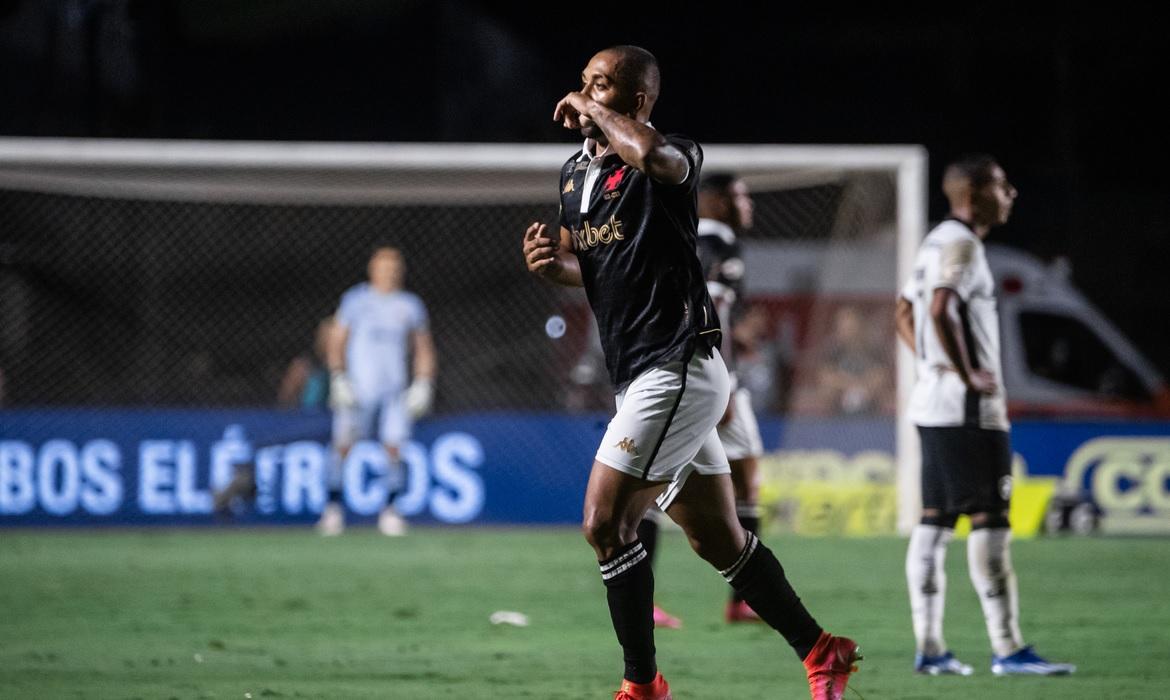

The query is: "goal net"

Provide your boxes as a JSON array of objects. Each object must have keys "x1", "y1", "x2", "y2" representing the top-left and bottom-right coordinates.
[{"x1": 0, "y1": 138, "x2": 925, "y2": 531}]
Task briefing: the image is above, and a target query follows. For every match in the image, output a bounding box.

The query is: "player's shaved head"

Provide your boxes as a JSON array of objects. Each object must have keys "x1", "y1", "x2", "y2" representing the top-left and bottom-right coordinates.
[
  {"x1": 942, "y1": 154, "x2": 999, "y2": 204},
  {"x1": 700, "y1": 173, "x2": 737, "y2": 194},
  {"x1": 699, "y1": 172, "x2": 753, "y2": 230},
  {"x1": 942, "y1": 153, "x2": 1017, "y2": 233},
  {"x1": 369, "y1": 245, "x2": 404, "y2": 291},
  {"x1": 598, "y1": 45, "x2": 660, "y2": 108}
]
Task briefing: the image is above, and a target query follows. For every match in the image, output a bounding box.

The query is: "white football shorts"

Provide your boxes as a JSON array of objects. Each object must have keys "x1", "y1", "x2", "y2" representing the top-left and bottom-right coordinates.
[
  {"x1": 332, "y1": 391, "x2": 411, "y2": 448},
  {"x1": 718, "y1": 386, "x2": 764, "y2": 461},
  {"x1": 595, "y1": 349, "x2": 732, "y2": 511}
]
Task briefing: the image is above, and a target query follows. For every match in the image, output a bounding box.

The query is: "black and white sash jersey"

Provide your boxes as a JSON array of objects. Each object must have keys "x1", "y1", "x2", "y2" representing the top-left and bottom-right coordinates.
[
  {"x1": 558, "y1": 132, "x2": 721, "y2": 391},
  {"x1": 697, "y1": 218, "x2": 746, "y2": 371},
  {"x1": 900, "y1": 218, "x2": 1009, "y2": 431}
]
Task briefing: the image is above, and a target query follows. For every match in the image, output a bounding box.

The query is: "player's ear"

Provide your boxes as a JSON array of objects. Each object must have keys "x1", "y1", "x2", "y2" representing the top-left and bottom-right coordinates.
[{"x1": 633, "y1": 92, "x2": 647, "y2": 117}]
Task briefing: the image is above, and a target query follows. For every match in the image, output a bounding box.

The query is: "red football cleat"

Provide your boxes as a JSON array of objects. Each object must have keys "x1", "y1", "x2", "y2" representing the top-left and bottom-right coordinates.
[
  {"x1": 724, "y1": 599, "x2": 763, "y2": 623},
  {"x1": 653, "y1": 605, "x2": 682, "y2": 629},
  {"x1": 803, "y1": 631, "x2": 861, "y2": 700},
  {"x1": 614, "y1": 672, "x2": 672, "y2": 700}
]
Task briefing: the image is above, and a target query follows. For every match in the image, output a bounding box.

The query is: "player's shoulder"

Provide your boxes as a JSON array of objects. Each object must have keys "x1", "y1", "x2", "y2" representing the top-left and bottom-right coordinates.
[
  {"x1": 561, "y1": 149, "x2": 586, "y2": 180},
  {"x1": 341, "y1": 282, "x2": 371, "y2": 301},
  {"x1": 663, "y1": 132, "x2": 700, "y2": 147},
  {"x1": 663, "y1": 133, "x2": 702, "y2": 161},
  {"x1": 396, "y1": 289, "x2": 425, "y2": 306},
  {"x1": 698, "y1": 218, "x2": 736, "y2": 246},
  {"x1": 927, "y1": 218, "x2": 979, "y2": 243}
]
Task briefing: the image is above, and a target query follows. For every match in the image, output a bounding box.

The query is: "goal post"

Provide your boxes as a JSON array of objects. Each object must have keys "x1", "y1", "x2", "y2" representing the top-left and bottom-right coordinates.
[{"x1": 0, "y1": 138, "x2": 927, "y2": 534}]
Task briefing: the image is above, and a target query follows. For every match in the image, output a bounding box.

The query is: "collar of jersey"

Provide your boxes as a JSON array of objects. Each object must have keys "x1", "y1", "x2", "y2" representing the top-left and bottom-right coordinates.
[{"x1": 698, "y1": 218, "x2": 736, "y2": 245}]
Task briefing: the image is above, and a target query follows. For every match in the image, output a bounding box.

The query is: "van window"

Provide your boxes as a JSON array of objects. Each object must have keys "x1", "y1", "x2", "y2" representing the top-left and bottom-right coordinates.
[{"x1": 1020, "y1": 311, "x2": 1150, "y2": 401}]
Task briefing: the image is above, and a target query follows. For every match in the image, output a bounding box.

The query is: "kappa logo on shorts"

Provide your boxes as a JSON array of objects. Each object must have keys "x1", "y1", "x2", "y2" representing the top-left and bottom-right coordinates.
[
  {"x1": 999, "y1": 475, "x2": 1013, "y2": 501},
  {"x1": 614, "y1": 437, "x2": 638, "y2": 456}
]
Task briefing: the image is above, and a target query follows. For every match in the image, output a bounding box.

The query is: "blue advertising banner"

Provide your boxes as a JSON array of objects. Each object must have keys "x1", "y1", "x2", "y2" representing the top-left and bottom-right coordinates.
[
  {"x1": 0, "y1": 410, "x2": 606, "y2": 526},
  {"x1": 1012, "y1": 421, "x2": 1170, "y2": 534},
  {"x1": 2, "y1": 410, "x2": 1168, "y2": 531}
]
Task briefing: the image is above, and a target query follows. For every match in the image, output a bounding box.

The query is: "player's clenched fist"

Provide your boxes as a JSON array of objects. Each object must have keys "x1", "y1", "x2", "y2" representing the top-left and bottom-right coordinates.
[{"x1": 523, "y1": 221, "x2": 560, "y2": 277}]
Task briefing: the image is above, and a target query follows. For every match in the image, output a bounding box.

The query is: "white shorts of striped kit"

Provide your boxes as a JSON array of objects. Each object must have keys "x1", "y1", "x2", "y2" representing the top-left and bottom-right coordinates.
[
  {"x1": 595, "y1": 349, "x2": 732, "y2": 512},
  {"x1": 718, "y1": 385, "x2": 764, "y2": 461}
]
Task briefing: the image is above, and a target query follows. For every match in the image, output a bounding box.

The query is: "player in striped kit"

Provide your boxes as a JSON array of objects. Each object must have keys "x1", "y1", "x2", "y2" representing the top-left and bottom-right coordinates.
[
  {"x1": 634, "y1": 173, "x2": 767, "y2": 627},
  {"x1": 896, "y1": 155, "x2": 1075, "y2": 676}
]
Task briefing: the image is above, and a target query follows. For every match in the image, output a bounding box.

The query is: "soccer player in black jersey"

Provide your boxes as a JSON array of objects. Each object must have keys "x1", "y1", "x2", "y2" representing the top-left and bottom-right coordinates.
[{"x1": 522, "y1": 45, "x2": 859, "y2": 700}]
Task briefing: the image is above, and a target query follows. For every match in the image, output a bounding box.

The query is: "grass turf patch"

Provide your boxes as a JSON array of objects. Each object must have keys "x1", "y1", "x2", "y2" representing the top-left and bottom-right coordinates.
[{"x1": 1, "y1": 529, "x2": 1167, "y2": 698}]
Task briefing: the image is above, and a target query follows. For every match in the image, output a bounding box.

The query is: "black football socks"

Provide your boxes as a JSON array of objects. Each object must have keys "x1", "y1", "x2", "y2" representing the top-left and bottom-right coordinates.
[
  {"x1": 731, "y1": 503, "x2": 760, "y2": 603},
  {"x1": 599, "y1": 540, "x2": 657, "y2": 683},
  {"x1": 720, "y1": 532, "x2": 823, "y2": 659}
]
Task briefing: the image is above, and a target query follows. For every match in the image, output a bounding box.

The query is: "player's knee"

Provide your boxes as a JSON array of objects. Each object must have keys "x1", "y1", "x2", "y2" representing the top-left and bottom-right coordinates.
[
  {"x1": 581, "y1": 511, "x2": 631, "y2": 557},
  {"x1": 682, "y1": 520, "x2": 742, "y2": 569},
  {"x1": 969, "y1": 510, "x2": 1010, "y2": 530}
]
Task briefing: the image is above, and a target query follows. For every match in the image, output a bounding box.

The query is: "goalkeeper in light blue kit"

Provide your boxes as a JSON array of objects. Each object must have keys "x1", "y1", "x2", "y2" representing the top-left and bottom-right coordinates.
[{"x1": 317, "y1": 246, "x2": 437, "y2": 536}]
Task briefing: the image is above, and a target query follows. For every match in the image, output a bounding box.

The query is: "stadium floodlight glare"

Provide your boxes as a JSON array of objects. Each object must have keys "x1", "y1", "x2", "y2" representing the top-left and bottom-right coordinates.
[{"x1": 0, "y1": 138, "x2": 927, "y2": 534}]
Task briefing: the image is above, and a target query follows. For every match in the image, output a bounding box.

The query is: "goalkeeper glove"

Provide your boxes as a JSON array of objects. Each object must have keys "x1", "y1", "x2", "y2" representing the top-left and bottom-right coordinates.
[
  {"x1": 406, "y1": 378, "x2": 434, "y2": 419},
  {"x1": 329, "y1": 371, "x2": 358, "y2": 410}
]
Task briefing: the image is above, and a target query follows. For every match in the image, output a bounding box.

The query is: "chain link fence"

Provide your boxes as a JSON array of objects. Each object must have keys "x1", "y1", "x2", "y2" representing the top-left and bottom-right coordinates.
[{"x1": 0, "y1": 142, "x2": 903, "y2": 417}]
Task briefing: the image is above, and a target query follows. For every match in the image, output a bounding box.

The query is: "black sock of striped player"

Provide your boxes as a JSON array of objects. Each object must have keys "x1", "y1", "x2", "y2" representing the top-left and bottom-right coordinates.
[
  {"x1": 721, "y1": 532, "x2": 823, "y2": 660},
  {"x1": 636, "y1": 517, "x2": 659, "y2": 566},
  {"x1": 731, "y1": 502, "x2": 760, "y2": 603},
  {"x1": 599, "y1": 540, "x2": 656, "y2": 684}
]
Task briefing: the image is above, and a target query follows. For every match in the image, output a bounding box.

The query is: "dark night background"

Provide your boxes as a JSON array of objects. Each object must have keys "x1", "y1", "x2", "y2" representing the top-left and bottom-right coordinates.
[{"x1": 1, "y1": 1, "x2": 1166, "y2": 373}]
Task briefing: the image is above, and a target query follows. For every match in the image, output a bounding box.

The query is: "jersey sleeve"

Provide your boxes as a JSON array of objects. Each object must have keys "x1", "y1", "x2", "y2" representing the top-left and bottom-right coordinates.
[
  {"x1": 934, "y1": 238, "x2": 978, "y2": 299},
  {"x1": 662, "y1": 134, "x2": 703, "y2": 191},
  {"x1": 557, "y1": 155, "x2": 579, "y2": 232},
  {"x1": 335, "y1": 288, "x2": 361, "y2": 328},
  {"x1": 899, "y1": 272, "x2": 918, "y2": 302},
  {"x1": 405, "y1": 294, "x2": 429, "y2": 332},
  {"x1": 557, "y1": 167, "x2": 570, "y2": 231}
]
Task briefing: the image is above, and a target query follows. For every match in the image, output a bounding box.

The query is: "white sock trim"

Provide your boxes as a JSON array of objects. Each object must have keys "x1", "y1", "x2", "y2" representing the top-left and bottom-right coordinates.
[
  {"x1": 719, "y1": 532, "x2": 759, "y2": 583},
  {"x1": 599, "y1": 542, "x2": 648, "y2": 581}
]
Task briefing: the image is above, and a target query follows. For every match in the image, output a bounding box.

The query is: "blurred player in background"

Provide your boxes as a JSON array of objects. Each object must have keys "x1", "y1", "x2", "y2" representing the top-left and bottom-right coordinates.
[
  {"x1": 698, "y1": 173, "x2": 767, "y2": 621},
  {"x1": 634, "y1": 172, "x2": 766, "y2": 627},
  {"x1": 277, "y1": 316, "x2": 335, "y2": 409},
  {"x1": 524, "y1": 45, "x2": 859, "y2": 700},
  {"x1": 317, "y1": 246, "x2": 436, "y2": 537},
  {"x1": 213, "y1": 317, "x2": 338, "y2": 517},
  {"x1": 897, "y1": 155, "x2": 1075, "y2": 676}
]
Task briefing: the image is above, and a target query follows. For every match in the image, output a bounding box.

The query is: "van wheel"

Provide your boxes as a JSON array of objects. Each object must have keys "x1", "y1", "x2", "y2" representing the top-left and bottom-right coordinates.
[{"x1": 1068, "y1": 502, "x2": 1099, "y2": 535}]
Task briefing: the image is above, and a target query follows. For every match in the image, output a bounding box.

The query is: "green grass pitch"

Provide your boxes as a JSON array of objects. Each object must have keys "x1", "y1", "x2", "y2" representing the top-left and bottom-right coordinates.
[{"x1": 1, "y1": 529, "x2": 1167, "y2": 698}]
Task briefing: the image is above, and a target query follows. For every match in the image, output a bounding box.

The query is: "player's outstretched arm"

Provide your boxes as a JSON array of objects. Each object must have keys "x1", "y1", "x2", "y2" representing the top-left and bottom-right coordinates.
[
  {"x1": 553, "y1": 92, "x2": 688, "y2": 185},
  {"x1": 930, "y1": 288, "x2": 997, "y2": 394},
  {"x1": 523, "y1": 222, "x2": 582, "y2": 287}
]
